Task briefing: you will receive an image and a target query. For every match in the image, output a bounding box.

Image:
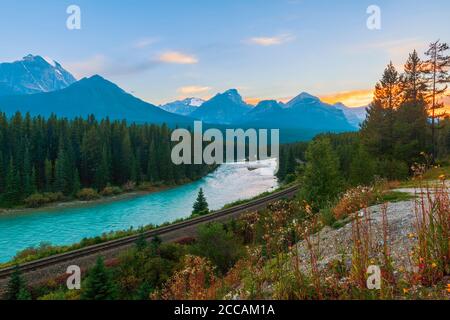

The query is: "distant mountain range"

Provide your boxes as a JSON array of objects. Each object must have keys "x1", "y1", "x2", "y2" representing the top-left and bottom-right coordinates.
[
  {"x1": 160, "y1": 91, "x2": 366, "y2": 130},
  {"x1": 159, "y1": 97, "x2": 204, "y2": 116},
  {"x1": 0, "y1": 54, "x2": 367, "y2": 142},
  {"x1": 0, "y1": 54, "x2": 76, "y2": 96}
]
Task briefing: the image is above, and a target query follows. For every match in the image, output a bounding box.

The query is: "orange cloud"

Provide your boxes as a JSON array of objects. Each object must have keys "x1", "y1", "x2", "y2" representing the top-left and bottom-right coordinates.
[
  {"x1": 158, "y1": 51, "x2": 198, "y2": 64},
  {"x1": 320, "y1": 90, "x2": 374, "y2": 108},
  {"x1": 245, "y1": 96, "x2": 293, "y2": 105},
  {"x1": 245, "y1": 97, "x2": 262, "y2": 105}
]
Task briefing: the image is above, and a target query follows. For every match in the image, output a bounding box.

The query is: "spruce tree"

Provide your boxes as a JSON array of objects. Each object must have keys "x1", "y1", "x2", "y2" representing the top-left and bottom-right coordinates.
[
  {"x1": 5, "y1": 265, "x2": 30, "y2": 300},
  {"x1": 361, "y1": 62, "x2": 402, "y2": 157},
  {"x1": 423, "y1": 40, "x2": 450, "y2": 160},
  {"x1": 192, "y1": 188, "x2": 209, "y2": 216},
  {"x1": 299, "y1": 137, "x2": 343, "y2": 210},
  {"x1": 81, "y1": 257, "x2": 116, "y2": 300}
]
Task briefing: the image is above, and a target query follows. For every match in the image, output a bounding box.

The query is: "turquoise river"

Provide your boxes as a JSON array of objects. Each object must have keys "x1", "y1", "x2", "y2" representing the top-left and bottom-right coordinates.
[{"x1": 0, "y1": 159, "x2": 278, "y2": 263}]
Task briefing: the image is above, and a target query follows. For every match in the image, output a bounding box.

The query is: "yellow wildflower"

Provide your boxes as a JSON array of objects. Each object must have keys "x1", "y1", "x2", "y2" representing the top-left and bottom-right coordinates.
[
  {"x1": 431, "y1": 262, "x2": 437, "y2": 268},
  {"x1": 403, "y1": 288, "x2": 410, "y2": 294},
  {"x1": 438, "y1": 174, "x2": 446, "y2": 181},
  {"x1": 447, "y1": 284, "x2": 450, "y2": 294}
]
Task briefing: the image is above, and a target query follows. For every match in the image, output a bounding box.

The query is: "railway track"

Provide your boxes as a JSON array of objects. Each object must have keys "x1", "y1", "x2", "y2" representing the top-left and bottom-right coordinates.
[{"x1": 0, "y1": 185, "x2": 299, "y2": 281}]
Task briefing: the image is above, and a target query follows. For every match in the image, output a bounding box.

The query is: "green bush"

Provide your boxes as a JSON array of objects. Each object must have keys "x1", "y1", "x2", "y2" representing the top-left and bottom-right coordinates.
[
  {"x1": 23, "y1": 192, "x2": 65, "y2": 208},
  {"x1": 76, "y1": 188, "x2": 100, "y2": 201},
  {"x1": 100, "y1": 186, "x2": 122, "y2": 197},
  {"x1": 319, "y1": 205, "x2": 336, "y2": 227},
  {"x1": 191, "y1": 222, "x2": 244, "y2": 274},
  {"x1": 376, "y1": 159, "x2": 409, "y2": 180}
]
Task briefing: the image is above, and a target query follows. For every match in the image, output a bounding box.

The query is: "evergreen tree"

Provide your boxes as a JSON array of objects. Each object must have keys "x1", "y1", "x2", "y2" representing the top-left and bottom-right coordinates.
[
  {"x1": 299, "y1": 137, "x2": 343, "y2": 210},
  {"x1": 81, "y1": 257, "x2": 116, "y2": 300},
  {"x1": 72, "y1": 168, "x2": 81, "y2": 195},
  {"x1": 0, "y1": 112, "x2": 212, "y2": 206},
  {"x1": 135, "y1": 231, "x2": 148, "y2": 251},
  {"x1": 5, "y1": 265, "x2": 30, "y2": 300},
  {"x1": 192, "y1": 188, "x2": 209, "y2": 216},
  {"x1": 361, "y1": 62, "x2": 402, "y2": 158},
  {"x1": 423, "y1": 40, "x2": 450, "y2": 160},
  {"x1": 395, "y1": 50, "x2": 431, "y2": 163}
]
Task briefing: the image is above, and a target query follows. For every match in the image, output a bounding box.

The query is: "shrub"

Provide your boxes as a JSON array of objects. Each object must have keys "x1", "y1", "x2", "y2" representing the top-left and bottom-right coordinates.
[
  {"x1": 100, "y1": 186, "x2": 122, "y2": 197},
  {"x1": 137, "y1": 182, "x2": 154, "y2": 191},
  {"x1": 122, "y1": 181, "x2": 136, "y2": 192},
  {"x1": 332, "y1": 186, "x2": 374, "y2": 220},
  {"x1": 24, "y1": 192, "x2": 65, "y2": 208},
  {"x1": 319, "y1": 205, "x2": 336, "y2": 227},
  {"x1": 156, "y1": 255, "x2": 218, "y2": 300},
  {"x1": 377, "y1": 159, "x2": 409, "y2": 180},
  {"x1": 191, "y1": 223, "x2": 244, "y2": 274},
  {"x1": 76, "y1": 188, "x2": 100, "y2": 201},
  {"x1": 413, "y1": 179, "x2": 450, "y2": 285}
]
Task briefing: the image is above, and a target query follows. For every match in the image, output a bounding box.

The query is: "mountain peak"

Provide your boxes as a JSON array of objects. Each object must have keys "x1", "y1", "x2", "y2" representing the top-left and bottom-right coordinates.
[
  {"x1": 217, "y1": 88, "x2": 245, "y2": 105},
  {"x1": 285, "y1": 92, "x2": 321, "y2": 108},
  {"x1": 224, "y1": 88, "x2": 239, "y2": 95},
  {"x1": 191, "y1": 88, "x2": 251, "y2": 124},
  {"x1": 0, "y1": 54, "x2": 77, "y2": 96},
  {"x1": 159, "y1": 97, "x2": 204, "y2": 116}
]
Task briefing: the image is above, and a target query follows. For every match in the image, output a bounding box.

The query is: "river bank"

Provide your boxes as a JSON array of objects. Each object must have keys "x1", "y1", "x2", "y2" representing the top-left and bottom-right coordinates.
[{"x1": 0, "y1": 185, "x2": 173, "y2": 217}]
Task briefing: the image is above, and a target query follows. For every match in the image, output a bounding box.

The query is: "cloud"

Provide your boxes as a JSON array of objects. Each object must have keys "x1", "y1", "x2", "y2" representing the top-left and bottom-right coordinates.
[
  {"x1": 247, "y1": 33, "x2": 295, "y2": 46},
  {"x1": 65, "y1": 54, "x2": 109, "y2": 79},
  {"x1": 352, "y1": 38, "x2": 427, "y2": 67},
  {"x1": 66, "y1": 54, "x2": 160, "y2": 78},
  {"x1": 320, "y1": 89, "x2": 374, "y2": 108},
  {"x1": 158, "y1": 51, "x2": 198, "y2": 64},
  {"x1": 133, "y1": 37, "x2": 159, "y2": 49},
  {"x1": 177, "y1": 85, "x2": 211, "y2": 95}
]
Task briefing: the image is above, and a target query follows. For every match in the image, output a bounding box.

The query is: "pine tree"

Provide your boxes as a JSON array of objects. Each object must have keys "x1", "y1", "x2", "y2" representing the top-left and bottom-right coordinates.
[
  {"x1": 401, "y1": 50, "x2": 428, "y2": 104},
  {"x1": 81, "y1": 257, "x2": 116, "y2": 300},
  {"x1": 395, "y1": 50, "x2": 431, "y2": 163},
  {"x1": 361, "y1": 62, "x2": 402, "y2": 157},
  {"x1": 299, "y1": 137, "x2": 343, "y2": 210},
  {"x1": 135, "y1": 231, "x2": 148, "y2": 251},
  {"x1": 192, "y1": 188, "x2": 209, "y2": 216},
  {"x1": 5, "y1": 265, "x2": 30, "y2": 300},
  {"x1": 423, "y1": 40, "x2": 450, "y2": 161},
  {"x1": 72, "y1": 168, "x2": 81, "y2": 195}
]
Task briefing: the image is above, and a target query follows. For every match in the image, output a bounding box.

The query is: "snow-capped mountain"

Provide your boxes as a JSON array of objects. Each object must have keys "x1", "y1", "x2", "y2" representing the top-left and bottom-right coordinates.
[
  {"x1": 159, "y1": 97, "x2": 205, "y2": 116},
  {"x1": 0, "y1": 54, "x2": 76, "y2": 96},
  {"x1": 333, "y1": 102, "x2": 367, "y2": 127}
]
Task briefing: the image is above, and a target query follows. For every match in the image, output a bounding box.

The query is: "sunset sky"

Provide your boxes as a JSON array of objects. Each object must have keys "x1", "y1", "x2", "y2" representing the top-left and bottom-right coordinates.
[{"x1": 0, "y1": 0, "x2": 449, "y2": 107}]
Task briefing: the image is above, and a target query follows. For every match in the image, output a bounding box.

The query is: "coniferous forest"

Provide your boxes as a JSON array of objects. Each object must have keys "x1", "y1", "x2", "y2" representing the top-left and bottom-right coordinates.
[{"x1": 0, "y1": 113, "x2": 212, "y2": 207}]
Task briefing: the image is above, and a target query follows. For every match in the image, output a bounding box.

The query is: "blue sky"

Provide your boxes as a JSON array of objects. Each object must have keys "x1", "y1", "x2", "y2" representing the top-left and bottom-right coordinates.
[{"x1": 0, "y1": 0, "x2": 449, "y2": 106}]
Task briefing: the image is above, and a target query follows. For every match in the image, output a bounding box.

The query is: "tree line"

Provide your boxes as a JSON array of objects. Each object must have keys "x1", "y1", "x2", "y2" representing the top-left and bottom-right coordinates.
[{"x1": 0, "y1": 113, "x2": 212, "y2": 207}]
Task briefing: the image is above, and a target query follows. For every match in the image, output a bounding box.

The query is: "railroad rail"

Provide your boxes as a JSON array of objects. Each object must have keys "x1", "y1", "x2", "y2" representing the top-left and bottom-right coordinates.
[{"x1": 0, "y1": 185, "x2": 299, "y2": 281}]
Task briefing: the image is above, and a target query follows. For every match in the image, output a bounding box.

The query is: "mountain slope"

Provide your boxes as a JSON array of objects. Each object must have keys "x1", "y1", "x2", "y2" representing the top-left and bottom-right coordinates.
[
  {"x1": 0, "y1": 75, "x2": 193, "y2": 126},
  {"x1": 241, "y1": 92, "x2": 355, "y2": 132},
  {"x1": 191, "y1": 89, "x2": 251, "y2": 124},
  {"x1": 333, "y1": 103, "x2": 367, "y2": 128},
  {"x1": 0, "y1": 54, "x2": 76, "y2": 96},
  {"x1": 159, "y1": 97, "x2": 204, "y2": 115}
]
